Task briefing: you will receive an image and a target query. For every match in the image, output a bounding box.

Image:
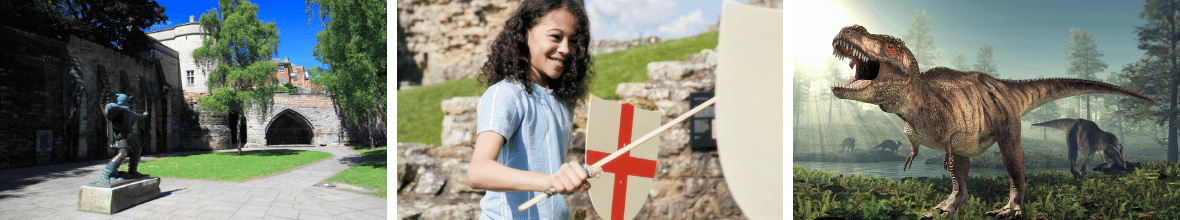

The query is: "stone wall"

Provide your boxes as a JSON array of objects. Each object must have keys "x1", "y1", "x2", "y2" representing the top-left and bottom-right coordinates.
[
  {"x1": 590, "y1": 37, "x2": 658, "y2": 56},
  {"x1": 244, "y1": 92, "x2": 352, "y2": 147},
  {"x1": 0, "y1": 25, "x2": 187, "y2": 170},
  {"x1": 397, "y1": 0, "x2": 521, "y2": 86},
  {"x1": 398, "y1": 48, "x2": 742, "y2": 219}
]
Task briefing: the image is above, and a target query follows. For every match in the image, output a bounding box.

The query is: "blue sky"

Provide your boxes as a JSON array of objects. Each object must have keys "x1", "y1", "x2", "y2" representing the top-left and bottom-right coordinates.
[
  {"x1": 587, "y1": 0, "x2": 751, "y2": 40},
  {"x1": 793, "y1": 0, "x2": 1149, "y2": 81},
  {"x1": 147, "y1": 0, "x2": 326, "y2": 69}
]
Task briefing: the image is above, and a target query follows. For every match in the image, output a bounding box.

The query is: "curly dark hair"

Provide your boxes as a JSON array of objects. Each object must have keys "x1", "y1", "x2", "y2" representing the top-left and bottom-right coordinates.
[{"x1": 480, "y1": 0, "x2": 594, "y2": 107}]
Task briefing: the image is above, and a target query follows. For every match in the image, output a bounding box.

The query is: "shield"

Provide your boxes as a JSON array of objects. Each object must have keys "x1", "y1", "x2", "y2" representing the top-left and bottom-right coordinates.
[
  {"x1": 584, "y1": 95, "x2": 661, "y2": 220},
  {"x1": 715, "y1": 1, "x2": 784, "y2": 219}
]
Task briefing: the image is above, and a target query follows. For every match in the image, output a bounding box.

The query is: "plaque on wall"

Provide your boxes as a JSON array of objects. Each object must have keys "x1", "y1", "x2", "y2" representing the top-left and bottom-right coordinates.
[{"x1": 689, "y1": 92, "x2": 716, "y2": 150}]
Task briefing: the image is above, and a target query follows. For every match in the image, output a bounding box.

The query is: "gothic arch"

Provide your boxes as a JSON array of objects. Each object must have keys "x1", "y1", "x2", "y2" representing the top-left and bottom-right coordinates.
[{"x1": 264, "y1": 109, "x2": 315, "y2": 145}]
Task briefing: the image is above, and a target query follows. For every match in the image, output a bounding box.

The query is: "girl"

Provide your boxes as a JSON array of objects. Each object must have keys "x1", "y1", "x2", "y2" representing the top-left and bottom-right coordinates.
[{"x1": 466, "y1": 0, "x2": 594, "y2": 219}]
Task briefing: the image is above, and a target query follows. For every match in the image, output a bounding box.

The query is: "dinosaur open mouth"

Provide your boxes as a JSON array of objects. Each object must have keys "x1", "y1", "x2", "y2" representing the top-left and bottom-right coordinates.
[{"x1": 831, "y1": 40, "x2": 876, "y2": 90}]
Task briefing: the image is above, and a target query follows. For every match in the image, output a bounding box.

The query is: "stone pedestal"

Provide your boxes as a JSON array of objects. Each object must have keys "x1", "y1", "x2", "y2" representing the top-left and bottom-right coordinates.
[{"x1": 78, "y1": 177, "x2": 161, "y2": 214}]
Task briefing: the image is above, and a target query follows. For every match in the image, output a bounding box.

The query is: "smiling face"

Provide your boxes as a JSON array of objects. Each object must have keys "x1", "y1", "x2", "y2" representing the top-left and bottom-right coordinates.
[
  {"x1": 526, "y1": 7, "x2": 577, "y2": 88},
  {"x1": 830, "y1": 25, "x2": 919, "y2": 105}
]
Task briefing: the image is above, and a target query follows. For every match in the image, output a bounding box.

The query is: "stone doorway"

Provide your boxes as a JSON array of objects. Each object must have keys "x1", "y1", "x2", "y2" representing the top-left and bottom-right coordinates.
[{"x1": 265, "y1": 110, "x2": 314, "y2": 145}]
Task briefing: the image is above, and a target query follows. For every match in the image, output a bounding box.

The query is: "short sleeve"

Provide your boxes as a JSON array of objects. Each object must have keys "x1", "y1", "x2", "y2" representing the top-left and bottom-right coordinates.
[{"x1": 477, "y1": 83, "x2": 522, "y2": 140}]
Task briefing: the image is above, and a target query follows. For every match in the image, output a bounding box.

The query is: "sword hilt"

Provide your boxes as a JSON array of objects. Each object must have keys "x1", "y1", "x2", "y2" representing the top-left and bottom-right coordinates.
[{"x1": 517, "y1": 164, "x2": 597, "y2": 211}]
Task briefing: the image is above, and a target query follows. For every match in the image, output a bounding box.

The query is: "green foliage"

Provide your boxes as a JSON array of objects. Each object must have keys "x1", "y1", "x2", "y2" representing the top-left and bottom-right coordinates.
[
  {"x1": 306, "y1": 0, "x2": 387, "y2": 120},
  {"x1": 282, "y1": 82, "x2": 298, "y2": 94},
  {"x1": 1, "y1": 0, "x2": 168, "y2": 54},
  {"x1": 794, "y1": 163, "x2": 1180, "y2": 219},
  {"x1": 192, "y1": 0, "x2": 281, "y2": 116},
  {"x1": 396, "y1": 33, "x2": 720, "y2": 145},
  {"x1": 306, "y1": 0, "x2": 386, "y2": 148},
  {"x1": 120, "y1": 150, "x2": 331, "y2": 181}
]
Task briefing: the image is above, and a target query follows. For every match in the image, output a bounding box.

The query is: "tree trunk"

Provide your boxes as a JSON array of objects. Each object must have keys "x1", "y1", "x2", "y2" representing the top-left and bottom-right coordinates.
[
  {"x1": 1086, "y1": 95, "x2": 1091, "y2": 121},
  {"x1": 815, "y1": 98, "x2": 825, "y2": 156}
]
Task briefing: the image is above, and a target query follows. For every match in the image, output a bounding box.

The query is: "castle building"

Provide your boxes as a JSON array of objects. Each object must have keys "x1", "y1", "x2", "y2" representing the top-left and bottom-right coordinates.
[{"x1": 146, "y1": 15, "x2": 209, "y2": 94}]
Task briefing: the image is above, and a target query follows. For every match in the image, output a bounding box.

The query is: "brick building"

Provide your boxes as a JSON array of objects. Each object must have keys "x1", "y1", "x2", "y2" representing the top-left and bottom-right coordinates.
[{"x1": 271, "y1": 57, "x2": 323, "y2": 94}]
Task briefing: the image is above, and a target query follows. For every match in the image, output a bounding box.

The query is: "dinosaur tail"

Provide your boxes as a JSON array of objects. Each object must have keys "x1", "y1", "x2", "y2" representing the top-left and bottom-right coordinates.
[
  {"x1": 1001, "y1": 78, "x2": 1158, "y2": 117},
  {"x1": 1031, "y1": 118, "x2": 1080, "y2": 132}
]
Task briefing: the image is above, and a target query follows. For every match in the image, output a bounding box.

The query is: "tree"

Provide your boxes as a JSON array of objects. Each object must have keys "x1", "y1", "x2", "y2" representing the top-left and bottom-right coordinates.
[
  {"x1": 306, "y1": 0, "x2": 387, "y2": 150},
  {"x1": 1117, "y1": 0, "x2": 1180, "y2": 163},
  {"x1": 192, "y1": 0, "x2": 281, "y2": 155},
  {"x1": 973, "y1": 44, "x2": 998, "y2": 77},
  {"x1": 2, "y1": 0, "x2": 168, "y2": 54},
  {"x1": 951, "y1": 52, "x2": 970, "y2": 70},
  {"x1": 1066, "y1": 28, "x2": 1108, "y2": 120},
  {"x1": 904, "y1": 9, "x2": 939, "y2": 71},
  {"x1": 282, "y1": 82, "x2": 298, "y2": 94}
]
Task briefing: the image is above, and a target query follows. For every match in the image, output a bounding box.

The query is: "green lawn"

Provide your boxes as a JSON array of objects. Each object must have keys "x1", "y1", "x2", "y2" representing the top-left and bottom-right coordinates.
[
  {"x1": 119, "y1": 149, "x2": 331, "y2": 181},
  {"x1": 397, "y1": 32, "x2": 720, "y2": 145},
  {"x1": 324, "y1": 146, "x2": 388, "y2": 198}
]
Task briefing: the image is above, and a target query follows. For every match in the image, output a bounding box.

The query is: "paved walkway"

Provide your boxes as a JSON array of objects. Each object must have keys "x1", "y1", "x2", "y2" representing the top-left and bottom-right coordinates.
[{"x1": 0, "y1": 147, "x2": 387, "y2": 220}]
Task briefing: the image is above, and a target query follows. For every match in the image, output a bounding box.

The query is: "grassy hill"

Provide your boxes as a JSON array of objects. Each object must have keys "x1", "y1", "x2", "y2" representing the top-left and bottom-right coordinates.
[{"x1": 397, "y1": 32, "x2": 720, "y2": 145}]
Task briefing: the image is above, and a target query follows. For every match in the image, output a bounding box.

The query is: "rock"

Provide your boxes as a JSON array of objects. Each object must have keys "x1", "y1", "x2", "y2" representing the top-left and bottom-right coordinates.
[
  {"x1": 446, "y1": 162, "x2": 482, "y2": 194},
  {"x1": 440, "y1": 97, "x2": 479, "y2": 114},
  {"x1": 441, "y1": 97, "x2": 479, "y2": 148},
  {"x1": 647, "y1": 61, "x2": 713, "y2": 81},
  {"x1": 655, "y1": 100, "x2": 688, "y2": 117},
  {"x1": 419, "y1": 203, "x2": 481, "y2": 219},
  {"x1": 616, "y1": 83, "x2": 648, "y2": 100},
  {"x1": 427, "y1": 146, "x2": 473, "y2": 160}
]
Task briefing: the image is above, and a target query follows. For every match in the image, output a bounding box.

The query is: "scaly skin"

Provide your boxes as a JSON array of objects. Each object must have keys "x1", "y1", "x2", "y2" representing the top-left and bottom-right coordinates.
[
  {"x1": 1032, "y1": 118, "x2": 1128, "y2": 179},
  {"x1": 829, "y1": 24, "x2": 1158, "y2": 219}
]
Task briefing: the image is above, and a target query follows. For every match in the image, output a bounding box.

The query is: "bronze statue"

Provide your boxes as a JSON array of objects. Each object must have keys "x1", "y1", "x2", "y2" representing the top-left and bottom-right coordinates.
[{"x1": 97, "y1": 94, "x2": 149, "y2": 185}]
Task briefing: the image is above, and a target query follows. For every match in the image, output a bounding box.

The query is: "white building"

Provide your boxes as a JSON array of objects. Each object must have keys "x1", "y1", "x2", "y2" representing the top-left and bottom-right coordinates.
[{"x1": 147, "y1": 15, "x2": 209, "y2": 94}]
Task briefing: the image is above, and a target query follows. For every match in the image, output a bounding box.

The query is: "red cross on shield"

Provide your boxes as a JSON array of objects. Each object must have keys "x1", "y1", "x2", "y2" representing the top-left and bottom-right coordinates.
[{"x1": 584, "y1": 95, "x2": 660, "y2": 220}]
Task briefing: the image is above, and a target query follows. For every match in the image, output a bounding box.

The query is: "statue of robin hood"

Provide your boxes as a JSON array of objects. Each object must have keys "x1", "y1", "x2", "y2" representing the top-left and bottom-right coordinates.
[{"x1": 97, "y1": 93, "x2": 150, "y2": 185}]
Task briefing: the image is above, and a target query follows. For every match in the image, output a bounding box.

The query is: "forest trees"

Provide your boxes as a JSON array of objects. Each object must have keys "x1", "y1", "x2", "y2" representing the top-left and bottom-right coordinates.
[
  {"x1": 306, "y1": 0, "x2": 388, "y2": 150},
  {"x1": 192, "y1": 0, "x2": 281, "y2": 154},
  {"x1": 973, "y1": 44, "x2": 998, "y2": 77},
  {"x1": 1, "y1": 0, "x2": 168, "y2": 54},
  {"x1": 1066, "y1": 28, "x2": 1108, "y2": 120},
  {"x1": 1114, "y1": 0, "x2": 1179, "y2": 163},
  {"x1": 905, "y1": 10, "x2": 939, "y2": 71}
]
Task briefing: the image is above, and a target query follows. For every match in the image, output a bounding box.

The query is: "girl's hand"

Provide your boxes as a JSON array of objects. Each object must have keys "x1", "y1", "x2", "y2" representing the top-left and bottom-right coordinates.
[{"x1": 547, "y1": 162, "x2": 591, "y2": 194}]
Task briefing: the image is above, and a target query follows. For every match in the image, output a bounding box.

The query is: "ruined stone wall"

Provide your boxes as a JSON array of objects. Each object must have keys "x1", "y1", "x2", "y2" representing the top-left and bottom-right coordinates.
[
  {"x1": 181, "y1": 93, "x2": 229, "y2": 150},
  {"x1": 397, "y1": 0, "x2": 521, "y2": 86},
  {"x1": 0, "y1": 26, "x2": 185, "y2": 170}
]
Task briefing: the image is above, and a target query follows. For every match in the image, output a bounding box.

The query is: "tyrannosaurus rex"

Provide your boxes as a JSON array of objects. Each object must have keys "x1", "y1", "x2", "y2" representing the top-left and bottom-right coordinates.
[
  {"x1": 829, "y1": 24, "x2": 1157, "y2": 219},
  {"x1": 1032, "y1": 118, "x2": 1128, "y2": 179}
]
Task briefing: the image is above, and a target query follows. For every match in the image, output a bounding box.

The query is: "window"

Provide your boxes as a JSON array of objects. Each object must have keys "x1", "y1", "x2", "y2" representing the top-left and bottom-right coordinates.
[
  {"x1": 290, "y1": 72, "x2": 298, "y2": 81},
  {"x1": 279, "y1": 65, "x2": 286, "y2": 73},
  {"x1": 186, "y1": 70, "x2": 195, "y2": 85}
]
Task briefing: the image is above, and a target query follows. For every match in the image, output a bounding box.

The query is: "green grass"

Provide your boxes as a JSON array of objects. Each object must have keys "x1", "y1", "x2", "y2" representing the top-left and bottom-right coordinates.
[
  {"x1": 794, "y1": 163, "x2": 1180, "y2": 219},
  {"x1": 324, "y1": 145, "x2": 388, "y2": 198},
  {"x1": 120, "y1": 149, "x2": 331, "y2": 181},
  {"x1": 397, "y1": 32, "x2": 720, "y2": 145}
]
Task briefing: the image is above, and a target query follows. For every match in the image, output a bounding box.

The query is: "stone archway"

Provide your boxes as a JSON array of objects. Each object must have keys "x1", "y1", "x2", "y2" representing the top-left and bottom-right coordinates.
[{"x1": 265, "y1": 109, "x2": 314, "y2": 145}]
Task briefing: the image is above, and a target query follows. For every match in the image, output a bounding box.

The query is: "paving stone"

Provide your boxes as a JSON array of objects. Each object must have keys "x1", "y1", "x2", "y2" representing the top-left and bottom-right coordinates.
[
  {"x1": 1, "y1": 147, "x2": 386, "y2": 220},
  {"x1": 197, "y1": 210, "x2": 233, "y2": 220}
]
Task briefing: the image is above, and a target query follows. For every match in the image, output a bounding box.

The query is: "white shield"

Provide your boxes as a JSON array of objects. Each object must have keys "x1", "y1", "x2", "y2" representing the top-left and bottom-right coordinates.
[
  {"x1": 715, "y1": 2, "x2": 784, "y2": 219},
  {"x1": 584, "y1": 95, "x2": 661, "y2": 220}
]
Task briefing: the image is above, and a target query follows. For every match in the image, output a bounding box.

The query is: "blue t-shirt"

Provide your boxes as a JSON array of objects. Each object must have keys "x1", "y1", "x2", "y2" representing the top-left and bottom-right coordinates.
[{"x1": 477, "y1": 81, "x2": 575, "y2": 220}]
